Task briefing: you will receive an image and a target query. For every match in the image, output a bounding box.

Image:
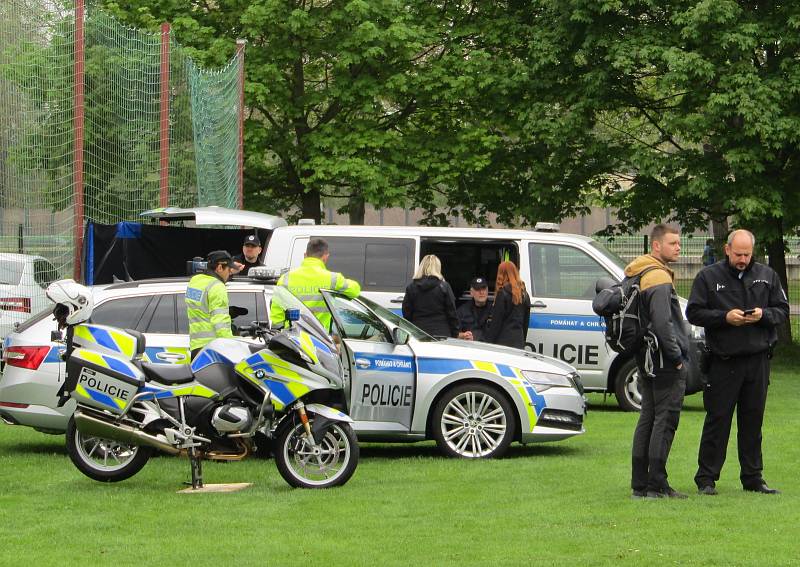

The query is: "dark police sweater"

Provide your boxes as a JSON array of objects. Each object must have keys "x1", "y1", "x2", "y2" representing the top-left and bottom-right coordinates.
[
  {"x1": 456, "y1": 300, "x2": 491, "y2": 341},
  {"x1": 402, "y1": 276, "x2": 459, "y2": 338},
  {"x1": 686, "y1": 260, "x2": 789, "y2": 357}
]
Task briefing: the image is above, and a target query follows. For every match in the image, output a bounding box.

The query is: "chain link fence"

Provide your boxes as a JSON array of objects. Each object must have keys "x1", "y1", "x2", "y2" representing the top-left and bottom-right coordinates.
[{"x1": 0, "y1": 0, "x2": 242, "y2": 336}]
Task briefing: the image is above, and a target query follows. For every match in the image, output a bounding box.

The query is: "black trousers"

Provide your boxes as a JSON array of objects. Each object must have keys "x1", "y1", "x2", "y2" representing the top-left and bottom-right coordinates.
[
  {"x1": 695, "y1": 352, "x2": 770, "y2": 489},
  {"x1": 631, "y1": 366, "x2": 686, "y2": 492}
]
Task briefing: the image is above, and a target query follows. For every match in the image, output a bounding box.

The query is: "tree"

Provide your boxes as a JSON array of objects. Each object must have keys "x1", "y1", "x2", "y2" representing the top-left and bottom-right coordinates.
[
  {"x1": 99, "y1": 1, "x2": 508, "y2": 223},
  {"x1": 523, "y1": 0, "x2": 800, "y2": 339}
]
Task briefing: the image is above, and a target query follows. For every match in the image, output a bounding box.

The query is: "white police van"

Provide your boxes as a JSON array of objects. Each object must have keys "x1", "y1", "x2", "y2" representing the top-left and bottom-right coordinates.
[{"x1": 261, "y1": 223, "x2": 705, "y2": 411}]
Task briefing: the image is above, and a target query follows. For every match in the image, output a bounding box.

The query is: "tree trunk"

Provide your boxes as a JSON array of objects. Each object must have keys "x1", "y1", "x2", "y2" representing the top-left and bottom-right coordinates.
[
  {"x1": 765, "y1": 233, "x2": 792, "y2": 343},
  {"x1": 711, "y1": 216, "x2": 729, "y2": 259},
  {"x1": 348, "y1": 192, "x2": 365, "y2": 225},
  {"x1": 301, "y1": 188, "x2": 321, "y2": 223}
]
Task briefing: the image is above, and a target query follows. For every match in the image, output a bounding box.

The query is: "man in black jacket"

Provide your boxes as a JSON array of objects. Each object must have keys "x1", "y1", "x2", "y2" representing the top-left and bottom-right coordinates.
[
  {"x1": 687, "y1": 229, "x2": 789, "y2": 496},
  {"x1": 627, "y1": 224, "x2": 690, "y2": 499},
  {"x1": 457, "y1": 277, "x2": 491, "y2": 341}
]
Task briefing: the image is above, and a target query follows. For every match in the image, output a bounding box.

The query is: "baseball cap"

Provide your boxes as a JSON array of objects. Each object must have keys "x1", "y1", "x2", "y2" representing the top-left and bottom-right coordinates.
[
  {"x1": 207, "y1": 250, "x2": 234, "y2": 267},
  {"x1": 470, "y1": 277, "x2": 488, "y2": 289},
  {"x1": 243, "y1": 234, "x2": 261, "y2": 247}
]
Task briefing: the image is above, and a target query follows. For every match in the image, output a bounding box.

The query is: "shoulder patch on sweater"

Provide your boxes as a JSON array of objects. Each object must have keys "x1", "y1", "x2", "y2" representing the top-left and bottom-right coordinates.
[{"x1": 639, "y1": 268, "x2": 672, "y2": 290}]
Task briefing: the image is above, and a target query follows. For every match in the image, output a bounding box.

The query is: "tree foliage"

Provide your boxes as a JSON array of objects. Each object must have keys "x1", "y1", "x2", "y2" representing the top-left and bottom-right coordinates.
[{"x1": 535, "y1": 1, "x2": 800, "y2": 242}]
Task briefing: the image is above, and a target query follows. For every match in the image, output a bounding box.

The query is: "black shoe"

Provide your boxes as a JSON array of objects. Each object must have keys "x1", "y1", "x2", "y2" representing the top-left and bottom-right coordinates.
[
  {"x1": 698, "y1": 485, "x2": 718, "y2": 496},
  {"x1": 744, "y1": 483, "x2": 781, "y2": 495},
  {"x1": 647, "y1": 487, "x2": 688, "y2": 499},
  {"x1": 631, "y1": 489, "x2": 647, "y2": 499}
]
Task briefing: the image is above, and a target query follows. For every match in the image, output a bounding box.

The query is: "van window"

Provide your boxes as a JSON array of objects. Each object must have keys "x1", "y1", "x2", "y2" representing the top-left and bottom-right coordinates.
[
  {"x1": 529, "y1": 243, "x2": 613, "y2": 299},
  {"x1": 320, "y1": 237, "x2": 414, "y2": 293},
  {"x1": 420, "y1": 239, "x2": 519, "y2": 300}
]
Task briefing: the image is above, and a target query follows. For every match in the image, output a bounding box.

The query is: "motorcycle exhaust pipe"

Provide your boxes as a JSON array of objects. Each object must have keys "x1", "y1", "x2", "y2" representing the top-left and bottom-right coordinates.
[{"x1": 74, "y1": 410, "x2": 180, "y2": 455}]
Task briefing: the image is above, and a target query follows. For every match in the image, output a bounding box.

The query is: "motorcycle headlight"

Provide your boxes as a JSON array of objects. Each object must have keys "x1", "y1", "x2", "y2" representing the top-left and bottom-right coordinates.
[{"x1": 521, "y1": 370, "x2": 573, "y2": 393}]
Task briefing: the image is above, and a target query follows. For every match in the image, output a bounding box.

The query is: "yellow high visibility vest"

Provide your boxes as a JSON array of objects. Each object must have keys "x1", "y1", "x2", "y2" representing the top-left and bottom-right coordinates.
[
  {"x1": 185, "y1": 273, "x2": 233, "y2": 351},
  {"x1": 270, "y1": 257, "x2": 360, "y2": 330}
]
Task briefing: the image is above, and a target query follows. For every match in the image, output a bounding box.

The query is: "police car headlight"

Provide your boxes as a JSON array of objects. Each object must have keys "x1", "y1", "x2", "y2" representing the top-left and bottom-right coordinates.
[{"x1": 521, "y1": 371, "x2": 573, "y2": 393}]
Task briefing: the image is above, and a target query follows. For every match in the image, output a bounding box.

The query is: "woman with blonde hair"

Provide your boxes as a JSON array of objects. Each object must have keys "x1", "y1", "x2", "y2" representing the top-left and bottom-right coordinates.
[
  {"x1": 485, "y1": 261, "x2": 531, "y2": 349},
  {"x1": 401, "y1": 254, "x2": 459, "y2": 338}
]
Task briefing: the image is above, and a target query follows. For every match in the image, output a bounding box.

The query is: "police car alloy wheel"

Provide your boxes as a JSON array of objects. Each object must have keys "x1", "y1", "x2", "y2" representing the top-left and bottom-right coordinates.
[
  {"x1": 614, "y1": 358, "x2": 642, "y2": 412},
  {"x1": 66, "y1": 418, "x2": 151, "y2": 482},
  {"x1": 432, "y1": 383, "x2": 516, "y2": 459}
]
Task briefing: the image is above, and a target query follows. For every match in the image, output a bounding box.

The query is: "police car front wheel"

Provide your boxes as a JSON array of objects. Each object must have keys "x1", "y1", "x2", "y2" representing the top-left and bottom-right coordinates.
[{"x1": 432, "y1": 383, "x2": 516, "y2": 459}]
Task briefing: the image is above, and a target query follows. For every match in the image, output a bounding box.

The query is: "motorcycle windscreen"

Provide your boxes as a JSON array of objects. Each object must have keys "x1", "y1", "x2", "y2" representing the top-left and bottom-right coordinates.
[{"x1": 271, "y1": 287, "x2": 337, "y2": 352}]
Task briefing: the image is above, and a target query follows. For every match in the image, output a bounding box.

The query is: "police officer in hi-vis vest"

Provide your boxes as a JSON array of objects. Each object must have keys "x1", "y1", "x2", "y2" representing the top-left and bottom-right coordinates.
[
  {"x1": 271, "y1": 238, "x2": 361, "y2": 330},
  {"x1": 186, "y1": 250, "x2": 236, "y2": 359}
]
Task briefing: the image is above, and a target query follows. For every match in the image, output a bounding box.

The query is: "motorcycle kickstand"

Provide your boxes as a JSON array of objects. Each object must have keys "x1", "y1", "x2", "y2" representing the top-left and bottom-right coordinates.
[
  {"x1": 178, "y1": 398, "x2": 203, "y2": 489},
  {"x1": 186, "y1": 446, "x2": 204, "y2": 490}
]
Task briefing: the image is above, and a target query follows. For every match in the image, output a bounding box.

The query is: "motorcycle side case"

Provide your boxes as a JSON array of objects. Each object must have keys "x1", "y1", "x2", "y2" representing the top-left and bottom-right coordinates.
[
  {"x1": 68, "y1": 347, "x2": 145, "y2": 414},
  {"x1": 72, "y1": 324, "x2": 145, "y2": 360}
]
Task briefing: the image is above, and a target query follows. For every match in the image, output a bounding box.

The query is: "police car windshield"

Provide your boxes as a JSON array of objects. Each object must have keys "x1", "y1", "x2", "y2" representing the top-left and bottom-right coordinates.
[{"x1": 357, "y1": 297, "x2": 437, "y2": 342}]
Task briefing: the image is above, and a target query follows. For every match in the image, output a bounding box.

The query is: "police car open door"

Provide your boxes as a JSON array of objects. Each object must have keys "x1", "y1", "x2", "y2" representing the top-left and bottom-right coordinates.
[{"x1": 321, "y1": 291, "x2": 415, "y2": 432}]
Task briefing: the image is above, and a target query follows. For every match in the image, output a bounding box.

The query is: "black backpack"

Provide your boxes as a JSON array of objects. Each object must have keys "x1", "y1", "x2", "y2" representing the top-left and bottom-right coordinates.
[{"x1": 592, "y1": 267, "x2": 660, "y2": 354}]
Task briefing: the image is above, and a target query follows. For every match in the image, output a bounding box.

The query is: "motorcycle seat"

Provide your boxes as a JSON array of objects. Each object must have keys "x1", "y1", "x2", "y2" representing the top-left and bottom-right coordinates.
[{"x1": 140, "y1": 362, "x2": 195, "y2": 385}]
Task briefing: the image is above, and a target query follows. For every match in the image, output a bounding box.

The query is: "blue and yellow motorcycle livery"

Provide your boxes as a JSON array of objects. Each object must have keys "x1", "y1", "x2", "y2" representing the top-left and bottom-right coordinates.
[{"x1": 50, "y1": 284, "x2": 358, "y2": 489}]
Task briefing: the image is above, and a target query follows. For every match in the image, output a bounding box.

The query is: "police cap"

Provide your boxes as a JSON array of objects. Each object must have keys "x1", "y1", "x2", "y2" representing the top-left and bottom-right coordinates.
[
  {"x1": 470, "y1": 277, "x2": 488, "y2": 289},
  {"x1": 207, "y1": 250, "x2": 233, "y2": 268}
]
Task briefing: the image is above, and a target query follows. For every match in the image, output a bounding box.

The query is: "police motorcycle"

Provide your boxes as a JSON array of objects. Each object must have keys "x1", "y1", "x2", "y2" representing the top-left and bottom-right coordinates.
[{"x1": 46, "y1": 280, "x2": 359, "y2": 489}]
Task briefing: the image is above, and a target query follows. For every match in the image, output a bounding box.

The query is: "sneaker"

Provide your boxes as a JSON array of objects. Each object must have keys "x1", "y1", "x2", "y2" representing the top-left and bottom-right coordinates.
[
  {"x1": 631, "y1": 489, "x2": 647, "y2": 499},
  {"x1": 698, "y1": 485, "x2": 718, "y2": 496}
]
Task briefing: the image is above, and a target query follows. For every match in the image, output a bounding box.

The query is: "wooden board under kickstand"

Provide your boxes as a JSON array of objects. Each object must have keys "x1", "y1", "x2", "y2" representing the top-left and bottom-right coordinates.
[{"x1": 177, "y1": 483, "x2": 253, "y2": 494}]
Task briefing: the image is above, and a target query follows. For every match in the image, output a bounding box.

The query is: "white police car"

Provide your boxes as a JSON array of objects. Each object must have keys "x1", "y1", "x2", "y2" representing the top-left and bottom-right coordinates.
[{"x1": 1, "y1": 277, "x2": 585, "y2": 458}]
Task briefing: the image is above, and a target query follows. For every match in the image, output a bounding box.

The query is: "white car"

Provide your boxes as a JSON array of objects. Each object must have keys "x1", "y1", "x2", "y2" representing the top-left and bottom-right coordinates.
[{"x1": 0, "y1": 253, "x2": 59, "y2": 339}]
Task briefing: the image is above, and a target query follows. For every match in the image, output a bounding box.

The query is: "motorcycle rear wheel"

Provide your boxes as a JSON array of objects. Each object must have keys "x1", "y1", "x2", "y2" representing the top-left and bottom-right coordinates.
[
  {"x1": 274, "y1": 418, "x2": 358, "y2": 488},
  {"x1": 66, "y1": 417, "x2": 151, "y2": 482}
]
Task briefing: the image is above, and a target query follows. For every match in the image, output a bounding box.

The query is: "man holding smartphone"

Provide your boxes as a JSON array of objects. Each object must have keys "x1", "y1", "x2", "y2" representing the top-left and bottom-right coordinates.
[{"x1": 686, "y1": 229, "x2": 789, "y2": 495}]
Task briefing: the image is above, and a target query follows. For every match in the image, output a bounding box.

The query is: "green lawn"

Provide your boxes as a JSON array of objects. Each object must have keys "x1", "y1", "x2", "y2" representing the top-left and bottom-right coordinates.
[{"x1": 2, "y1": 350, "x2": 800, "y2": 566}]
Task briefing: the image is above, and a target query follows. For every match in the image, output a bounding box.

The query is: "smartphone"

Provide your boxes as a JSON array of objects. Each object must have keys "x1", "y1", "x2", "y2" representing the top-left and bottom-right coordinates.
[{"x1": 743, "y1": 308, "x2": 756, "y2": 316}]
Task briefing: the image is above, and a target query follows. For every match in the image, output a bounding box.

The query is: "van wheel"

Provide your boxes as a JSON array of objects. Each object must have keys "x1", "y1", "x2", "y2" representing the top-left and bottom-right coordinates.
[
  {"x1": 432, "y1": 383, "x2": 515, "y2": 458},
  {"x1": 614, "y1": 359, "x2": 642, "y2": 412}
]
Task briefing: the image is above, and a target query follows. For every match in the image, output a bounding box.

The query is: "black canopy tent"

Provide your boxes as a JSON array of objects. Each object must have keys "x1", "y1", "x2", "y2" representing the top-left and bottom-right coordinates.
[{"x1": 83, "y1": 221, "x2": 268, "y2": 285}]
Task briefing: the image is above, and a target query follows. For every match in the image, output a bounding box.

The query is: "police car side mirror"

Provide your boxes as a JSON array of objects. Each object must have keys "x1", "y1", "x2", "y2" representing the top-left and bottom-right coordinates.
[{"x1": 392, "y1": 327, "x2": 409, "y2": 345}]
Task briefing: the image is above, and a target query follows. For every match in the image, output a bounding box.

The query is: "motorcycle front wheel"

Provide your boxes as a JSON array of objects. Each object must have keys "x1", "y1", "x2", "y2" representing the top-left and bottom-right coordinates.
[
  {"x1": 274, "y1": 418, "x2": 359, "y2": 488},
  {"x1": 66, "y1": 417, "x2": 151, "y2": 482}
]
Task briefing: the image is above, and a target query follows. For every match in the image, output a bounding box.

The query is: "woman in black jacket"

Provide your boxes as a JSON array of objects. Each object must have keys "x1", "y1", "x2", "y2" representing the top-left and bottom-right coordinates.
[
  {"x1": 401, "y1": 254, "x2": 459, "y2": 338},
  {"x1": 485, "y1": 261, "x2": 531, "y2": 349}
]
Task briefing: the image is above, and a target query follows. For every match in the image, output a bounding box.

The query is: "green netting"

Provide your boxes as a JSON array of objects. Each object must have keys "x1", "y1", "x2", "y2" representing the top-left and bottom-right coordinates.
[
  {"x1": 187, "y1": 53, "x2": 242, "y2": 209},
  {"x1": 0, "y1": 0, "x2": 242, "y2": 300}
]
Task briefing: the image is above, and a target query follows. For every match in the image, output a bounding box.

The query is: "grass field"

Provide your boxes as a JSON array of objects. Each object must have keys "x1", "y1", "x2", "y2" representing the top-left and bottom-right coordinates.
[{"x1": 2, "y1": 350, "x2": 800, "y2": 566}]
